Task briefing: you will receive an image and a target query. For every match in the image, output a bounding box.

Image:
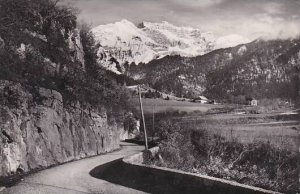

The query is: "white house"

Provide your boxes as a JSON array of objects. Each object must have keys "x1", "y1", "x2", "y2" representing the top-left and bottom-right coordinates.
[{"x1": 193, "y1": 96, "x2": 209, "y2": 104}]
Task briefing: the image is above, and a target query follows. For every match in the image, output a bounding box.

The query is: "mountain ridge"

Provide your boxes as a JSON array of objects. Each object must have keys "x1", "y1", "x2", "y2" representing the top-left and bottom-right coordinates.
[
  {"x1": 92, "y1": 19, "x2": 250, "y2": 74},
  {"x1": 127, "y1": 38, "x2": 300, "y2": 100}
]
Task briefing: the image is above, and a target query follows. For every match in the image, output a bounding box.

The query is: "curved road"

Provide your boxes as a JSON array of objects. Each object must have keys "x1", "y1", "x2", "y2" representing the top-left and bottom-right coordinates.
[{"x1": 1, "y1": 142, "x2": 147, "y2": 194}]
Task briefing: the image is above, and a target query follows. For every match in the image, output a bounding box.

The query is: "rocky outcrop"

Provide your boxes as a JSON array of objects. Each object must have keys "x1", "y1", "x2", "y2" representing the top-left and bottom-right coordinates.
[
  {"x1": 0, "y1": 81, "x2": 121, "y2": 177},
  {"x1": 0, "y1": 37, "x2": 4, "y2": 50},
  {"x1": 68, "y1": 29, "x2": 85, "y2": 69}
]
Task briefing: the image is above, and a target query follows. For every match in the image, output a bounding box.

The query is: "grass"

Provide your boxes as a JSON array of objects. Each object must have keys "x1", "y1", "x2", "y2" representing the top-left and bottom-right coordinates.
[
  {"x1": 143, "y1": 105, "x2": 299, "y2": 193},
  {"x1": 172, "y1": 113, "x2": 299, "y2": 152},
  {"x1": 132, "y1": 97, "x2": 221, "y2": 114},
  {"x1": 135, "y1": 98, "x2": 299, "y2": 151}
]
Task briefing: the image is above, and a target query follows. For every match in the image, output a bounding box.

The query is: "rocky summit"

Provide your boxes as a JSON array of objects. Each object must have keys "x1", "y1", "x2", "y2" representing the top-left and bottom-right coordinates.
[{"x1": 92, "y1": 19, "x2": 249, "y2": 74}]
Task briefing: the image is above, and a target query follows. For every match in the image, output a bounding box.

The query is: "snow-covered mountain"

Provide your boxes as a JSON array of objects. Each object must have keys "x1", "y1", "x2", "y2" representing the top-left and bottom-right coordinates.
[{"x1": 92, "y1": 19, "x2": 250, "y2": 73}]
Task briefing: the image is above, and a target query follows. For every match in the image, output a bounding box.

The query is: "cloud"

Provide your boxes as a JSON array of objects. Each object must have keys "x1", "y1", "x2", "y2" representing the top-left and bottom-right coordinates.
[
  {"x1": 263, "y1": 2, "x2": 283, "y2": 15},
  {"x1": 230, "y1": 14, "x2": 300, "y2": 40},
  {"x1": 61, "y1": 0, "x2": 300, "y2": 40},
  {"x1": 249, "y1": 13, "x2": 300, "y2": 39},
  {"x1": 165, "y1": 0, "x2": 223, "y2": 7}
]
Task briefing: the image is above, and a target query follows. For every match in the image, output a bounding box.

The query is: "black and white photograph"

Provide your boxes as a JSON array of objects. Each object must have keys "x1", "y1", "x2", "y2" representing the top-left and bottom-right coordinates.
[{"x1": 0, "y1": 0, "x2": 299, "y2": 193}]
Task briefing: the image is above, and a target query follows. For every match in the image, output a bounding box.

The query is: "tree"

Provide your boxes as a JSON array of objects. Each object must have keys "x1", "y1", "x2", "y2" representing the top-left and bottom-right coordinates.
[{"x1": 0, "y1": 0, "x2": 132, "y2": 110}]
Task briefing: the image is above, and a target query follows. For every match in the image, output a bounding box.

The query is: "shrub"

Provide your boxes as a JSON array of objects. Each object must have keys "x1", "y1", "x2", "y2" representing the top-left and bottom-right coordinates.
[
  {"x1": 152, "y1": 121, "x2": 299, "y2": 193},
  {"x1": 154, "y1": 120, "x2": 195, "y2": 170}
]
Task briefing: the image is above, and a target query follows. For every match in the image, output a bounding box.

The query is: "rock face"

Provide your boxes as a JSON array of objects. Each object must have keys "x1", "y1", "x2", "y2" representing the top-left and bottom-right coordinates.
[
  {"x1": 0, "y1": 37, "x2": 4, "y2": 50},
  {"x1": 68, "y1": 29, "x2": 86, "y2": 69},
  {"x1": 0, "y1": 81, "x2": 121, "y2": 177}
]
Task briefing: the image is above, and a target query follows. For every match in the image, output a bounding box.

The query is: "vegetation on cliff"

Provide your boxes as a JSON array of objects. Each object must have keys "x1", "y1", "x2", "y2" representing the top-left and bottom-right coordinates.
[{"x1": 0, "y1": 0, "x2": 131, "y2": 110}]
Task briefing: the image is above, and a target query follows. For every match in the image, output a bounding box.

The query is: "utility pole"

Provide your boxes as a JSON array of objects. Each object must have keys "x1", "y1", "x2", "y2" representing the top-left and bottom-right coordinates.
[
  {"x1": 138, "y1": 85, "x2": 148, "y2": 150},
  {"x1": 152, "y1": 104, "x2": 155, "y2": 142}
]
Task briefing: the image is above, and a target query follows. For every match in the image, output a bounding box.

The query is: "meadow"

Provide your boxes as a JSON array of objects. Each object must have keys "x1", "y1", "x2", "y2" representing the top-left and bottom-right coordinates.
[
  {"x1": 134, "y1": 98, "x2": 299, "y2": 193},
  {"x1": 134, "y1": 98, "x2": 299, "y2": 152},
  {"x1": 174, "y1": 112, "x2": 299, "y2": 152},
  {"x1": 132, "y1": 97, "x2": 221, "y2": 114}
]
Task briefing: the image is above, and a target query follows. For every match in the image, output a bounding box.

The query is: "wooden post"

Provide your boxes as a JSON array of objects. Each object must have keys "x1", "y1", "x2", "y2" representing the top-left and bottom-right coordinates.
[
  {"x1": 138, "y1": 85, "x2": 148, "y2": 150},
  {"x1": 152, "y1": 104, "x2": 155, "y2": 142}
]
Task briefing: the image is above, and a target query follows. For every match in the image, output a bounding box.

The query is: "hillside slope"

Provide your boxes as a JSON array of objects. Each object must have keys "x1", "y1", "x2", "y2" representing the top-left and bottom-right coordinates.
[{"x1": 128, "y1": 38, "x2": 300, "y2": 99}]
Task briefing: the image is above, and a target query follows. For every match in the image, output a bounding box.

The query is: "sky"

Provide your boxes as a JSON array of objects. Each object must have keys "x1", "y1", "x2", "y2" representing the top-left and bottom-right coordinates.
[{"x1": 62, "y1": 0, "x2": 300, "y2": 40}]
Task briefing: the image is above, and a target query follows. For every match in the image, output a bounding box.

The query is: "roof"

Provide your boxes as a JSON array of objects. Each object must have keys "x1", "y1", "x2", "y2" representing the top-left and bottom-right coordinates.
[
  {"x1": 197, "y1": 96, "x2": 208, "y2": 101},
  {"x1": 126, "y1": 85, "x2": 138, "y2": 89}
]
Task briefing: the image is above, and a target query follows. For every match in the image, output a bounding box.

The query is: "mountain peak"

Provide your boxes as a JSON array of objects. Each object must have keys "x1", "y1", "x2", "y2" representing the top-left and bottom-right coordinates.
[
  {"x1": 118, "y1": 19, "x2": 134, "y2": 26},
  {"x1": 137, "y1": 22, "x2": 145, "y2": 28},
  {"x1": 215, "y1": 34, "x2": 250, "y2": 49},
  {"x1": 92, "y1": 20, "x2": 250, "y2": 74}
]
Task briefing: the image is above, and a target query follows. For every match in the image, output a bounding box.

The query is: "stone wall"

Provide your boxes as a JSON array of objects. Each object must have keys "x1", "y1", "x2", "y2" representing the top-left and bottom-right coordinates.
[{"x1": 0, "y1": 81, "x2": 121, "y2": 177}]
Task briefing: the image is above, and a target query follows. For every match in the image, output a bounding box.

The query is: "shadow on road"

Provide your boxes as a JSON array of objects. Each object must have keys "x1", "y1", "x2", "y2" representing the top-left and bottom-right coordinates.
[
  {"x1": 89, "y1": 159, "x2": 204, "y2": 194},
  {"x1": 89, "y1": 159, "x2": 261, "y2": 194}
]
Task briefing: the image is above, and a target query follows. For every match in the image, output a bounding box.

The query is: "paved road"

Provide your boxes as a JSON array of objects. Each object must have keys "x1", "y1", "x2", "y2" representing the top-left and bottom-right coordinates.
[{"x1": 0, "y1": 142, "x2": 147, "y2": 194}]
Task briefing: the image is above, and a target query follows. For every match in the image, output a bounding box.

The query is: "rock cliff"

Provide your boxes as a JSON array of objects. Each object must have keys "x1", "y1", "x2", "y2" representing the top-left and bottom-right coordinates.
[
  {"x1": 92, "y1": 19, "x2": 249, "y2": 74},
  {"x1": 0, "y1": 80, "x2": 121, "y2": 177}
]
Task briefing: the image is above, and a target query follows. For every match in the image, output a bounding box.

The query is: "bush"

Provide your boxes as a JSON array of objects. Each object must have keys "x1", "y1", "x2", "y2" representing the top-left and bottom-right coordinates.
[
  {"x1": 152, "y1": 121, "x2": 299, "y2": 193},
  {"x1": 259, "y1": 98, "x2": 290, "y2": 110},
  {"x1": 156, "y1": 120, "x2": 195, "y2": 170}
]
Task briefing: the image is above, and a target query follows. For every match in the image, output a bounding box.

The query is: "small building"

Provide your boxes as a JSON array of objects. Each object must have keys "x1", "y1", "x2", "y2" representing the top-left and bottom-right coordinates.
[
  {"x1": 250, "y1": 99, "x2": 258, "y2": 106},
  {"x1": 192, "y1": 96, "x2": 209, "y2": 104},
  {"x1": 246, "y1": 97, "x2": 258, "y2": 106},
  {"x1": 126, "y1": 85, "x2": 139, "y2": 93}
]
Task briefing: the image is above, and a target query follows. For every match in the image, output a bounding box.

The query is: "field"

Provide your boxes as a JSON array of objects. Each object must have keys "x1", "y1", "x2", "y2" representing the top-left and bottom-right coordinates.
[
  {"x1": 173, "y1": 111, "x2": 299, "y2": 152},
  {"x1": 132, "y1": 97, "x2": 222, "y2": 114},
  {"x1": 134, "y1": 98, "x2": 299, "y2": 152},
  {"x1": 133, "y1": 98, "x2": 299, "y2": 193}
]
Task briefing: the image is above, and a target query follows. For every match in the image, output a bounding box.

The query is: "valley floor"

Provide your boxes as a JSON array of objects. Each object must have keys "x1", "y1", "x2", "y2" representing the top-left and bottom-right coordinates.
[
  {"x1": 147, "y1": 106, "x2": 299, "y2": 193},
  {"x1": 132, "y1": 98, "x2": 221, "y2": 114},
  {"x1": 175, "y1": 109, "x2": 299, "y2": 151}
]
